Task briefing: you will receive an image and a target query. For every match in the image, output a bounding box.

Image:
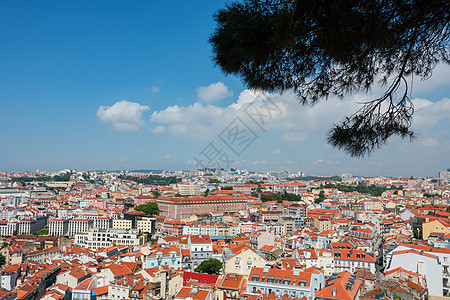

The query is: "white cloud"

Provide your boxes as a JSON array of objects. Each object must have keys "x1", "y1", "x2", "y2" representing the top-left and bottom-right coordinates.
[
  {"x1": 272, "y1": 149, "x2": 281, "y2": 155},
  {"x1": 151, "y1": 125, "x2": 166, "y2": 134},
  {"x1": 151, "y1": 86, "x2": 160, "y2": 93},
  {"x1": 150, "y1": 89, "x2": 359, "y2": 141},
  {"x1": 253, "y1": 159, "x2": 267, "y2": 164},
  {"x1": 282, "y1": 133, "x2": 306, "y2": 142},
  {"x1": 411, "y1": 63, "x2": 450, "y2": 93},
  {"x1": 164, "y1": 154, "x2": 171, "y2": 159},
  {"x1": 97, "y1": 100, "x2": 149, "y2": 131},
  {"x1": 313, "y1": 159, "x2": 324, "y2": 164},
  {"x1": 412, "y1": 97, "x2": 450, "y2": 129},
  {"x1": 197, "y1": 82, "x2": 233, "y2": 103},
  {"x1": 149, "y1": 87, "x2": 449, "y2": 175},
  {"x1": 421, "y1": 137, "x2": 439, "y2": 147}
]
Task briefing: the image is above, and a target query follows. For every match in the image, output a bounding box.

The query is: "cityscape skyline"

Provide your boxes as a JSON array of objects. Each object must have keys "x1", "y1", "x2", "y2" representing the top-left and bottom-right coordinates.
[{"x1": 1, "y1": 1, "x2": 449, "y2": 176}]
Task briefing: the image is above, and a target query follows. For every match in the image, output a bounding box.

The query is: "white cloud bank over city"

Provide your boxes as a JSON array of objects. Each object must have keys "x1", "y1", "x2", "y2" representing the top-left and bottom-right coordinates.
[{"x1": 95, "y1": 79, "x2": 450, "y2": 175}]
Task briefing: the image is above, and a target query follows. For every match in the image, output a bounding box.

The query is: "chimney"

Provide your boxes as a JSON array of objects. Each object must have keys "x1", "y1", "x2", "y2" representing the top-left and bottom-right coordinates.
[
  {"x1": 332, "y1": 286, "x2": 337, "y2": 296},
  {"x1": 263, "y1": 265, "x2": 270, "y2": 273}
]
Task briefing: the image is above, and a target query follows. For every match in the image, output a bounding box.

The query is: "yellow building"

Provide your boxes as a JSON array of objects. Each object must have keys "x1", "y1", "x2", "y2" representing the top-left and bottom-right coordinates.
[{"x1": 422, "y1": 219, "x2": 450, "y2": 240}]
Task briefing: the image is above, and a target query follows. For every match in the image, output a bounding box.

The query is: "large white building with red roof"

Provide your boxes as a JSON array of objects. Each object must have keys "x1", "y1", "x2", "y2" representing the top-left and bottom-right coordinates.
[
  {"x1": 247, "y1": 265, "x2": 324, "y2": 299},
  {"x1": 188, "y1": 235, "x2": 213, "y2": 271}
]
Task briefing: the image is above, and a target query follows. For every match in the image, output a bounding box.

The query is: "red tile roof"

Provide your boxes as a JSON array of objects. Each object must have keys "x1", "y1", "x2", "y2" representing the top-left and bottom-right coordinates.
[{"x1": 315, "y1": 271, "x2": 361, "y2": 300}]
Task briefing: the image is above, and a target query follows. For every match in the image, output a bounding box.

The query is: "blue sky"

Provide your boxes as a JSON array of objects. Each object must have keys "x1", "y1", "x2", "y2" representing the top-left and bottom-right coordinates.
[{"x1": 1, "y1": 1, "x2": 449, "y2": 177}]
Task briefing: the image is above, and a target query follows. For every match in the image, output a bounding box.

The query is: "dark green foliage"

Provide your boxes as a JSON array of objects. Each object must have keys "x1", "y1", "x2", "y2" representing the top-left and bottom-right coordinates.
[
  {"x1": 245, "y1": 181, "x2": 265, "y2": 184},
  {"x1": 0, "y1": 254, "x2": 5, "y2": 266},
  {"x1": 134, "y1": 203, "x2": 160, "y2": 216},
  {"x1": 194, "y1": 258, "x2": 223, "y2": 275},
  {"x1": 151, "y1": 190, "x2": 161, "y2": 198},
  {"x1": 423, "y1": 193, "x2": 440, "y2": 198},
  {"x1": 261, "y1": 193, "x2": 282, "y2": 202},
  {"x1": 119, "y1": 175, "x2": 181, "y2": 186},
  {"x1": 221, "y1": 186, "x2": 233, "y2": 190},
  {"x1": 260, "y1": 191, "x2": 302, "y2": 202},
  {"x1": 210, "y1": 0, "x2": 450, "y2": 157},
  {"x1": 319, "y1": 183, "x2": 400, "y2": 196},
  {"x1": 315, "y1": 190, "x2": 325, "y2": 203},
  {"x1": 208, "y1": 179, "x2": 222, "y2": 183}
]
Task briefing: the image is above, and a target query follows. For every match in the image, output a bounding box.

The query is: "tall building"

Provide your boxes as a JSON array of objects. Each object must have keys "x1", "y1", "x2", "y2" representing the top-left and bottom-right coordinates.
[{"x1": 439, "y1": 169, "x2": 450, "y2": 183}]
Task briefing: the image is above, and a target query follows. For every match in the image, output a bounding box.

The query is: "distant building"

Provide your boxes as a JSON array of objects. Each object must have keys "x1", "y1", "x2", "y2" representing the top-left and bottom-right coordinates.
[
  {"x1": 157, "y1": 196, "x2": 248, "y2": 219},
  {"x1": 177, "y1": 183, "x2": 201, "y2": 196},
  {"x1": 439, "y1": 169, "x2": 450, "y2": 183}
]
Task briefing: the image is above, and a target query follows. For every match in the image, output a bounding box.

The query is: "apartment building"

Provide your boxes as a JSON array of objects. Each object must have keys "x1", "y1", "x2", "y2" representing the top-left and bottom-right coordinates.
[
  {"x1": 112, "y1": 219, "x2": 132, "y2": 229},
  {"x1": 177, "y1": 183, "x2": 201, "y2": 196},
  {"x1": 157, "y1": 196, "x2": 248, "y2": 219},
  {"x1": 49, "y1": 218, "x2": 69, "y2": 236},
  {"x1": 0, "y1": 221, "x2": 18, "y2": 237},
  {"x1": 75, "y1": 228, "x2": 142, "y2": 250},
  {"x1": 332, "y1": 249, "x2": 376, "y2": 274},
  {"x1": 18, "y1": 216, "x2": 47, "y2": 235},
  {"x1": 272, "y1": 182, "x2": 307, "y2": 195},
  {"x1": 68, "y1": 218, "x2": 93, "y2": 237},
  {"x1": 223, "y1": 244, "x2": 267, "y2": 276},
  {"x1": 247, "y1": 265, "x2": 325, "y2": 299},
  {"x1": 93, "y1": 216, "x2": 111, "y2": 230},
  {"x1": 144, "y1": 247, "x2": 182, "y2": 269},
  {"x1": 188, "y1": 235, "x2": 213, "y2": 270}
]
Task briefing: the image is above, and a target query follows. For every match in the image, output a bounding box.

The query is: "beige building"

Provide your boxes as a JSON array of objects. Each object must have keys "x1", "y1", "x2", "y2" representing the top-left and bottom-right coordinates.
[
  {"x1": 177, "y1": 183, "x2": 201, "y2": 196},
  {"x1": 314, "y1": 218, "x2": 332, "y2": 231},
  {"x1": 137, "y1": 217, "x2": 153, "y2": 233},
  {"x1": 112, "y1": 219, "x2": 132, "y2": 229},
  {"x1": 224, "y1": 245, "x2": 267, "y2": 276}
]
